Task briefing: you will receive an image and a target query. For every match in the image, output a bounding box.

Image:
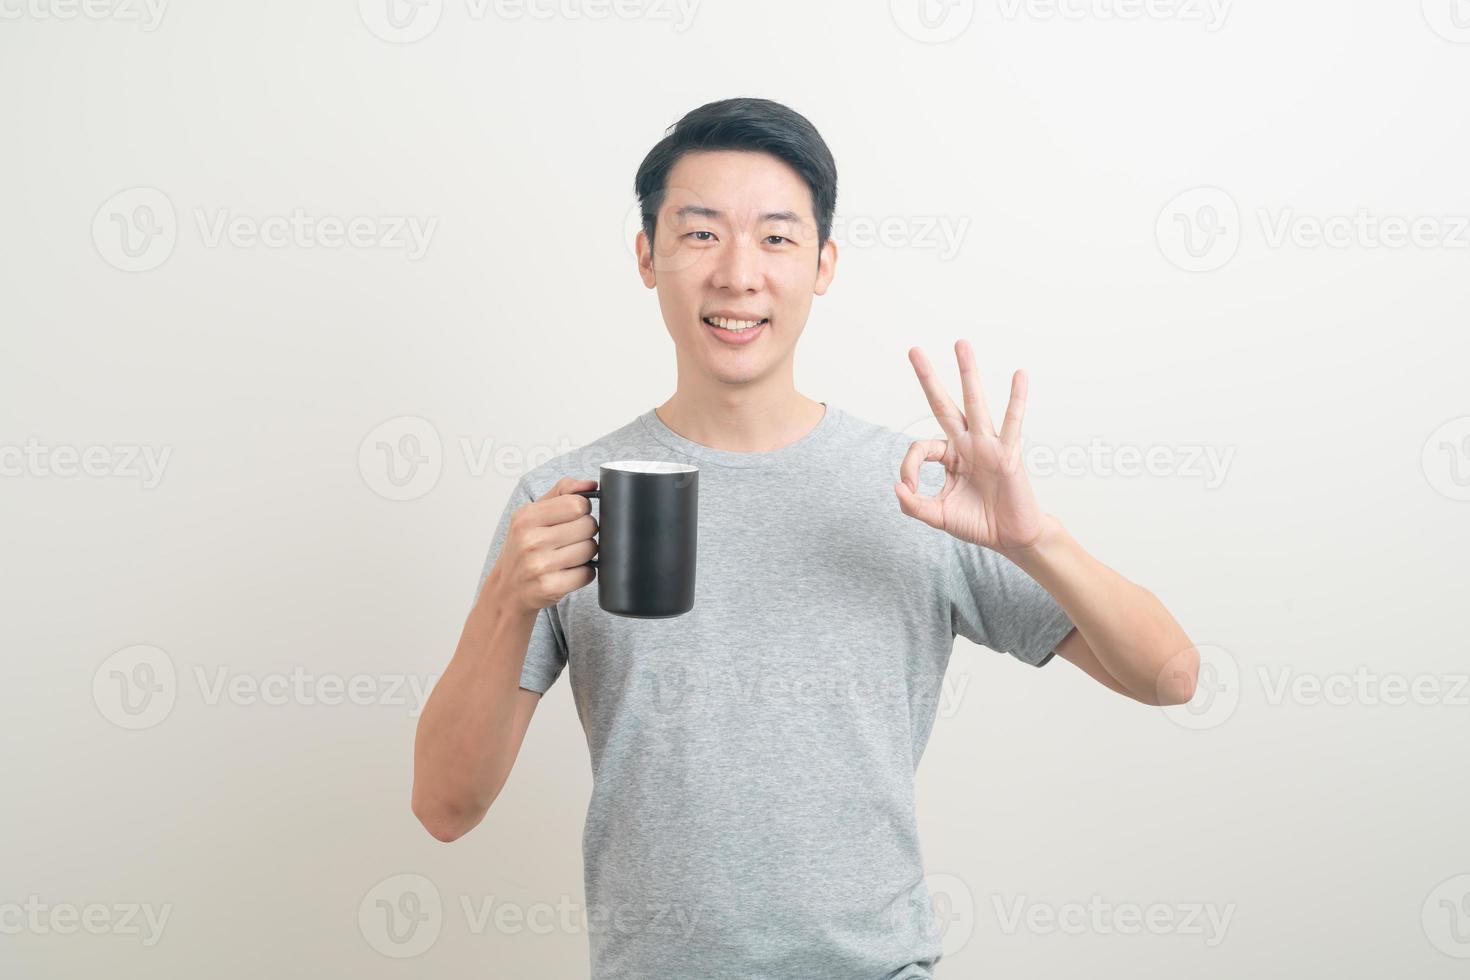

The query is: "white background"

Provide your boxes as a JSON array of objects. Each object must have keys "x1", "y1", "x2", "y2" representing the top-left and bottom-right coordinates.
[{"x1": 3, "y1": 0, "x2": 1468, "y2": 976}]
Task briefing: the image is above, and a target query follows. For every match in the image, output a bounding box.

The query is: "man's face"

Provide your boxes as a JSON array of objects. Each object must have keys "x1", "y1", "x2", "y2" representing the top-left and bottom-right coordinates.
[{"x1": 637, "y1": 149, "x2": 837, "y2": 387}]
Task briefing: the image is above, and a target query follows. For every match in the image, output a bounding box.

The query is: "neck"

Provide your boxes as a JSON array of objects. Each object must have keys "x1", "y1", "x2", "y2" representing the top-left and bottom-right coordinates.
[{"x1": 655, "y1": 384, "x2": 827, "y2": 454}]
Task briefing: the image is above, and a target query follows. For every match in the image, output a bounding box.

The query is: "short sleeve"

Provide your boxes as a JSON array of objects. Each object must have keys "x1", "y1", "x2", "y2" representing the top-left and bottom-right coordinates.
[
  {"x1": 473, "y1": 476, "x2": 570, "y2": 693},
  {"x1": 946, "y1": 535, "x2": 1075, "y2": 668}
]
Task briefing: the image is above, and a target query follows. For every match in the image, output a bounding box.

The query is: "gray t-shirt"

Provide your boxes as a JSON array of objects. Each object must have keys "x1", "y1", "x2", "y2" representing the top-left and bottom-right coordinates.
[{"x1": 474, "y1": 403, "x2": 1075, "y2": 979}]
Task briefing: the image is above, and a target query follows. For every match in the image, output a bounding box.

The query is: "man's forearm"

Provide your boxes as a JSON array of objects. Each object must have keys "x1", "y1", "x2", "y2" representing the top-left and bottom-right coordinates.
[
  {"x1": 999, "y1": 514, "x2": 1198, "y2": 704},
  {"x1": 412, "y1": 573, "x2": 538, "y2": 841}
]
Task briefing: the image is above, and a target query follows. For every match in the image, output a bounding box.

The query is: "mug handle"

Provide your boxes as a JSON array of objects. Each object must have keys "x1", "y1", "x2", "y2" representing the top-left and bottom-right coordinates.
[{"x1": 574, "y1": 489, "x2": 599, "y2": 569}]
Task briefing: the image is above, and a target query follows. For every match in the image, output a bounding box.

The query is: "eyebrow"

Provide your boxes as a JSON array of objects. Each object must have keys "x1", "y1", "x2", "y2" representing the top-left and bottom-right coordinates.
[{"x1": 672, "y1": 205, "x2": 805, "y2": 226}]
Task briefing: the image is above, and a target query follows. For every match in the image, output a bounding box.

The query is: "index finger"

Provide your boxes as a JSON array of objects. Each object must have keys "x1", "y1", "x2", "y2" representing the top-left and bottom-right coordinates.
[
  {"x1": 908, "y1": 346, "x2": 966, "y2": 441},
  {"x1": 530, "y1": 477, "x2": 599, "y2": 525}
]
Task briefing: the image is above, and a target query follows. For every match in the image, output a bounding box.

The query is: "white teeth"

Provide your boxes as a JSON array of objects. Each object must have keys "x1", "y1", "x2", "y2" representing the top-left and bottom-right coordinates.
[{"x1": 706, "y1": 316, "x2": 764, "y2": 332}]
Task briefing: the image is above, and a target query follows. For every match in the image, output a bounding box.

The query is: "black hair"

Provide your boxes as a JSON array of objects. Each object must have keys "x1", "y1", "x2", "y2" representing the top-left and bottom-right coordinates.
[{"x1": 633, "y1": 97, "x2": 838, "y2": 252}]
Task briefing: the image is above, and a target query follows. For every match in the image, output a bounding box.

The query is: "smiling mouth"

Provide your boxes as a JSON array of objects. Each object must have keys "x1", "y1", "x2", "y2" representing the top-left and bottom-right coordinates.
[{"x1": 701, "y1": 316, "x2": 769, "y2": 333}]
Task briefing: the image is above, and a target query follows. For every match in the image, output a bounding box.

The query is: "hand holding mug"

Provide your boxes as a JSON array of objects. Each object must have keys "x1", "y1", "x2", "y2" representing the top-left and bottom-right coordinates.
[{"x1": 488, "y1": 477, "x2": 600, "y2": 615}]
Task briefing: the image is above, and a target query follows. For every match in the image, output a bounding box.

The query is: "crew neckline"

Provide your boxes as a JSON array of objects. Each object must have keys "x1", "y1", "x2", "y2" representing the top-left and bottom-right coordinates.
[{"x1": 638, "y1": 401, "x2": 844, "y2": 469}]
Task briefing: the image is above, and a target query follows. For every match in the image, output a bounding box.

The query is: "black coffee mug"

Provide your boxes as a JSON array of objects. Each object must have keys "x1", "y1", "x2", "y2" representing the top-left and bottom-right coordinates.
[{"x1": 575, "y1": 461, "x2": 698, "y2": 619}]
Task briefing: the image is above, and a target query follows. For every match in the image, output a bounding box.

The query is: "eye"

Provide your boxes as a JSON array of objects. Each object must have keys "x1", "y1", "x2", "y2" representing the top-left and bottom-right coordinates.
[
  {"x1": 764, "y1": 235, "x2": 790, "y2": 245},
  {"x1": 687, "y1": 231, "x2": 716, "y2": 242}
]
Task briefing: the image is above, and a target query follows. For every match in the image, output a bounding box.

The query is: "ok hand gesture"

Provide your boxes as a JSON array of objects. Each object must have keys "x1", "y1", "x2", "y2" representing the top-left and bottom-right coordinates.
[{"x1": 894, "y1": 340, "x2": 1045, "y2": 555}]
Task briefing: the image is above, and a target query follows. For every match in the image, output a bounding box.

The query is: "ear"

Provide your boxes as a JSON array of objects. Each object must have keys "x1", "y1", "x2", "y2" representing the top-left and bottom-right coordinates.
[
  {"x1": 813, "y1": 236, "x2": 838, "y2": 296},
  {"x1": 636, "y1": 229, "x2": 656, "y2": 288}
]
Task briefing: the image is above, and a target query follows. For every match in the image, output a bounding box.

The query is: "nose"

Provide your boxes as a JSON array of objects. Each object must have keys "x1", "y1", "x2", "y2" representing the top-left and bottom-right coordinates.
[{"x1": 710, "y1": 236, "x2": 762, "y2": 293}]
